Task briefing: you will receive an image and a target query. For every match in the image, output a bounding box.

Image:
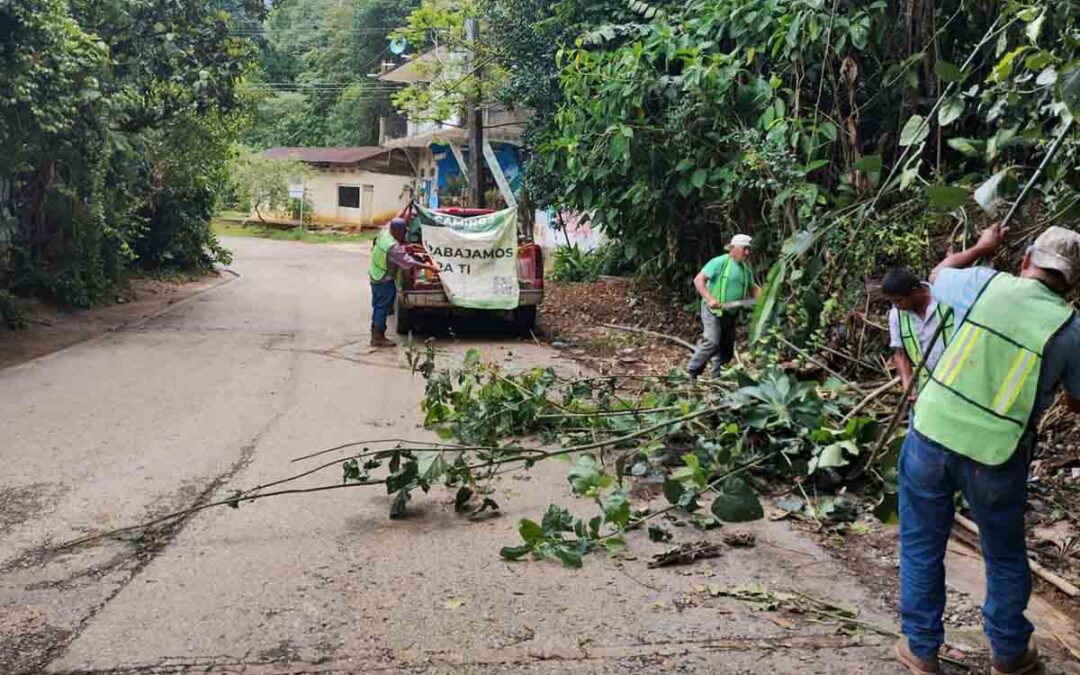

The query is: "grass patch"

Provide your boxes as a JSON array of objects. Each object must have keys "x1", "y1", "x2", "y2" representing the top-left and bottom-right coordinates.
[{"x1": 212, "y1": 218, "x2": 375, "y2": 245}]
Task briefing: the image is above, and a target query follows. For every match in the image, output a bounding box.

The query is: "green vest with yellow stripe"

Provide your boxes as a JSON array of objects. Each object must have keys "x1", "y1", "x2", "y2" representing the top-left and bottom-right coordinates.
[
  {"x1": 707, "y1": 256, "x2": 752, "y2": 317},
  {"x1": 914, "y1": 273, "x2": 1075, "y2": 465},
  {"x1": 369, "y1": 228, "x2": 396, "y2": 282},
  {"x1": 899, "y1": 303, "x2": 955, "y2": 388}
]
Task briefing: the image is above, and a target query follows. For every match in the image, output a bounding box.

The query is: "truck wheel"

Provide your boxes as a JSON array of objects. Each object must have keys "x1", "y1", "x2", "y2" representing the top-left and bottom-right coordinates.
[
  {"x1": 512, "y1": 305, "x2": 537, "y2": 336},
  {"x1": 395, "y1": 296, "x2": 414, "y2": 335}
]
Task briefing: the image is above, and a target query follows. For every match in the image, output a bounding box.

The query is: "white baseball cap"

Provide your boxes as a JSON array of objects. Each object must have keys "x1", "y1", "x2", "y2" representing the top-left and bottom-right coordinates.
[{"x1": 728, "y1": 234, "x2": 753, "y2": 248}]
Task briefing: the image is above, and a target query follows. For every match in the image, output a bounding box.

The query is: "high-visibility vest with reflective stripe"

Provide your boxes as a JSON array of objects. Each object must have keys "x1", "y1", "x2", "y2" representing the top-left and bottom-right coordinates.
[
  {"x1": 369, "y1": 228, "x2": 396, "y2": 282},
  {"x1": 899, "y1": 303, "x2": 955, "y2": 388},
  {"x1": 914, "y1": 273, "x2": 1075, "y2": 465}
]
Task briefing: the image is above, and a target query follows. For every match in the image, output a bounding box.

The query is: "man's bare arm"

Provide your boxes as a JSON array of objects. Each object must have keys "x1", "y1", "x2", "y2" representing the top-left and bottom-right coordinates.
[
  {"x1": 695, "y1": 272, "x2": 720, "y2": 308},
  {"x1": 930, "y1": 223, "x2": 1008, "y2": 283},
  {"x1": 894, "y1": 350, "x2": 916, "y2": 401}
]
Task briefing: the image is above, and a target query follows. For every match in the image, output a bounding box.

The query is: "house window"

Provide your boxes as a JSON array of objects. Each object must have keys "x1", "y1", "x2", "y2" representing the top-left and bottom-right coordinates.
[{"x1": 338, "y1": 186, "x2": 360, "y2": 208}]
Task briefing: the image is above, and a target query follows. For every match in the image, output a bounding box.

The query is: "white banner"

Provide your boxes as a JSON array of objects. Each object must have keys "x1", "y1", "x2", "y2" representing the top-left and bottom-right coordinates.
[{"x1": 418, "y1": 206, "x2": 520, "y2": 310}]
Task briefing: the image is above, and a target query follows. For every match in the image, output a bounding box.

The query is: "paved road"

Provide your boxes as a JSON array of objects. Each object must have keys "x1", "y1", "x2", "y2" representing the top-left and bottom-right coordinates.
[{"x1": 1, "y1": 237, "x2": 905, "y2": 674}]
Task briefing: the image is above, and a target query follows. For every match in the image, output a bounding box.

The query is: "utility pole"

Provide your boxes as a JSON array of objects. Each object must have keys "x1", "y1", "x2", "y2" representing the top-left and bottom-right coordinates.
[{"x1": 465, "y1": 18, "x2": 485, "y2": 208}]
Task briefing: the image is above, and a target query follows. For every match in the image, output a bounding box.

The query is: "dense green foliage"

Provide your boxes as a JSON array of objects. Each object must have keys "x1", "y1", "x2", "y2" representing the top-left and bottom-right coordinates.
[
  {"x1": 510, "y1": 0, "x2": 1080, "y2": 348},
  {"x1": 1, "y1": 0, "x2": 260, "y2": 307},
  {"x1": 243, "y1": 0, "x2": 419, "y2": 148}
]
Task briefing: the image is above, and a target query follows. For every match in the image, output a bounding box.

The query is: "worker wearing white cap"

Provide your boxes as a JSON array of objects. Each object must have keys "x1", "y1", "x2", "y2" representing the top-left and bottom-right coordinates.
[
  {"x1": 686, "y1": 234, "x2": 760, "y2": 378},
  {"x1": 896, "y1": 224, "x2": 1080, "y2": 675}
]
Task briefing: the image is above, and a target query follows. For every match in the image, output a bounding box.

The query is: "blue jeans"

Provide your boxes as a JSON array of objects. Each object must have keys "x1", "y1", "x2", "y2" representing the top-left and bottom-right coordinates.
[
  {"x1": 899, "y1": 429, "x2": 1032, "y2": 662},
  {"x1": 370, "y1": 278, "x2": 396, "y2": 331}
]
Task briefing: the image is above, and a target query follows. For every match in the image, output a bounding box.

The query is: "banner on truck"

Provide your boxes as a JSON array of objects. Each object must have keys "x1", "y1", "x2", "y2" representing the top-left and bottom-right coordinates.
[{"x1": 416, "y1": 205, "x2": 520, "y2": 310}]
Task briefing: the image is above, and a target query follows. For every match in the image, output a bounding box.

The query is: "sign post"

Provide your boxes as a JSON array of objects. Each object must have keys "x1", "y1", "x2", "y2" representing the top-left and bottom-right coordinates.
[{"x1": 288, "y1": 181, "x2": 306, "y2": 231}]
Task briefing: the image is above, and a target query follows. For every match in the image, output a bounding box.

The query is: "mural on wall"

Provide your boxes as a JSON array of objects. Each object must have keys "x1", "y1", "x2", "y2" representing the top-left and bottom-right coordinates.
[
  {"x1": 535, "y1": 209, "x2": 603, "y2": 252},
  {"x1": 426, "y1": 143, "x2": 523, "y2": 209}
]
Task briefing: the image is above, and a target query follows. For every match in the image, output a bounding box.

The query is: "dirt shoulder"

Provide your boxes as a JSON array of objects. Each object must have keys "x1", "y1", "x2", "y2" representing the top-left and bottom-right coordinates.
[
  {"x1": 0, "y1": 272, "x2": 232, "y2": 371},
  {"x1": 538, "y1": 277, "x2": 699, "y2": 375}
]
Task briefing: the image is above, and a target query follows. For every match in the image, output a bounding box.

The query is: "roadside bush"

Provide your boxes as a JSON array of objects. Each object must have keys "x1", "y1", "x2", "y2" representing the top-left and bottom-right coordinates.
[
  {"x1": 0, "y1": 290, "x2": 27, "y2": 330},
  {"x1": 551, "y1": 245, "x2": 601, "y2": 283}
]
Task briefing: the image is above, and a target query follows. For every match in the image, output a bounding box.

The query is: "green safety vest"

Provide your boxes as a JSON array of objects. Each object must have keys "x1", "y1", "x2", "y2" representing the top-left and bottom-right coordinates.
[
  {"x1": 708, "y1": 256, "x2": 751, "y2": 316},
  {"x1": 914, "y1": 273, "x2": 1075, "y2": 465},
  {"x1": 369, "y1": 228, "x2": 396, "y2": 282},
  {"x1": 899, "y1": 303, "x2": 955, "y2": 388}
]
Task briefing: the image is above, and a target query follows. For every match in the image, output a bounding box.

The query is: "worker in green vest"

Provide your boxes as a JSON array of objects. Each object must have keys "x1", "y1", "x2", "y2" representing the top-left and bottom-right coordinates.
[
  {"x1": 369, "y1": 218, "x2": 437, "y2": 347},
  {"x1": 883, "y1": 268, "x2": 955, "y2": 401},
  {"x1": 687, "y1": 234, "x2": 760, "y2": 378},
  {"x1": 895, "y1": 224, "x2": 1080, "y2": 675}
]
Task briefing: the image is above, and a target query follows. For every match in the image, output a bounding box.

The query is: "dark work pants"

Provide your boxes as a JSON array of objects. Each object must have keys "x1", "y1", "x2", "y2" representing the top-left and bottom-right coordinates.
[{"x1": 687, "y1": 304, "x2": 737, "y2": 376}]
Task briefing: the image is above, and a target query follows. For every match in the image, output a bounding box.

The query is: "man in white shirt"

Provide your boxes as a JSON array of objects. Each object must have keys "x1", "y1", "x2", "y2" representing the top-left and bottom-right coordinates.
[{"x1": 883, "y1": 268, "x2": 954, "y2": 402}]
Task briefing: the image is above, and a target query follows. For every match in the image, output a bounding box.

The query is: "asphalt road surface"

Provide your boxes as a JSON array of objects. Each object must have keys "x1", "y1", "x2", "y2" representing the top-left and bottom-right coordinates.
[{"x1": 1, "y1": 237, "x2": 911, "y2": 674}]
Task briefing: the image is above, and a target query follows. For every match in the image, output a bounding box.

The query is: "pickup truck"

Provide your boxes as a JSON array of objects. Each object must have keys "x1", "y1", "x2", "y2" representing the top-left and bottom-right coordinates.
[{"x1": 394, "y1": 207, "x2": 544, "y2": 335}]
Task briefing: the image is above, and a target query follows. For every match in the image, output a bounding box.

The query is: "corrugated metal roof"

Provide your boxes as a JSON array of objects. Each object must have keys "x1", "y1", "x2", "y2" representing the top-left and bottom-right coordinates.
[{"x1": 263, "y1": 147, "x2": 391, "y2": 164}]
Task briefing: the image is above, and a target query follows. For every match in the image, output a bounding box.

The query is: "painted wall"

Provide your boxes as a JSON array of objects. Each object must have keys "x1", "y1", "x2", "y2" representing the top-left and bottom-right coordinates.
[
  {"x1": 253, "y1": 167, "x2": 411, "y2": 226},
  {"x1": 304, "y1": 168, "x2": 410, "y2": 225},
  {"x1": 417, "y1": 143, "x2": 522, "y2": 210},
  {"x1": 535, "y1": 210, "x2": 604, "y2": 253}
]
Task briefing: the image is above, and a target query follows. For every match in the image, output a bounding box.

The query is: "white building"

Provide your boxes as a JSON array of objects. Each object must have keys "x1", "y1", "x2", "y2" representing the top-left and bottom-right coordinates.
[{"x1": 260, "y1": 146, "x2": 413, "y2": 227}]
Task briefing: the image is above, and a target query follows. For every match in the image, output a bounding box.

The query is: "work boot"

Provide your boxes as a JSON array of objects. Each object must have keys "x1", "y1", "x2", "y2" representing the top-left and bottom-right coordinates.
[
  {"x1": 895, "y1": 639, "x2": 941, "y2": 674},
  {"x1": 991, "y1": 644, "x2": 1042, "y2": 675},
  {"x1": 370, "y1": 326, "x2": 396, "y2": 348}
]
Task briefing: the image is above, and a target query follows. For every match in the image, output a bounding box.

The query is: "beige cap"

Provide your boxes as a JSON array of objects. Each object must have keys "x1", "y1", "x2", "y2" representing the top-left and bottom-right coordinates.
[
  {"x1": 728, "y1": 234, "x2": 753, "y2": 248},
  {"x1": 1031, "y1": 226, "x2": 1080, "y2": 287}
]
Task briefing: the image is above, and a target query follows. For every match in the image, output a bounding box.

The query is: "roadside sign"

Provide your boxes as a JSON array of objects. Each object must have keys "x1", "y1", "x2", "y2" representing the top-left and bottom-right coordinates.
[{"x1": 288, "y1": 183, "x2": 305, "y2": 200}]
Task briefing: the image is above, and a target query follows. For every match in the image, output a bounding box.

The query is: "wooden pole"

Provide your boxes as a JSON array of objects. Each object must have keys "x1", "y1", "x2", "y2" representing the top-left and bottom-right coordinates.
[{"x1": 465, "y1": 18, "x2": 485, "y2": 208}]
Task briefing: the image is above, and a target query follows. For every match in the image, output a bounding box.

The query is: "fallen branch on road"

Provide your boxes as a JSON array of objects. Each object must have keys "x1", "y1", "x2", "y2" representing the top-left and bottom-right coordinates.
[
  {"x1": 600, "y1": 323, "x2": 696, "y2": 352},
  {"x1": 54, "y1": 480, "x2": 383, "y2": 551}
]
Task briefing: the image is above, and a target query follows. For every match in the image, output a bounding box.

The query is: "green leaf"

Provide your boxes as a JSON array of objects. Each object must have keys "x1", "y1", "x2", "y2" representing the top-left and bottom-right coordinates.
[
  {"x1": 675, "y1": 158, "x2": 696, "y2": 172},
  {"x1": 386, "y1": 461, "x2": 418, "y2": 493},
  {"x1": 454, "y1": 486, "x2": 474, "y2": 512},
  {"x1": 710, "y1": 477, "x2": 764, "y2": 522},
  {"x1": 417, "y1": 452, "x2": 448, "y2": 482},
  {"x1": 809, "y1": 440, "x2": 859, "y2": 473},
  {"x1": 568, "y1": 454, "x2": 604, "y2": 496},
  {"x1": 1060, "y1": 63, "x2": 1080, "y2": 116},
  {"x1": 900, "y1": 160, "x2": 923, "y2": 190},
  {"x1": 926, "y1": 185, "x2": 968, "y2": 210},
  {"x1": 749, "y1": 259, "x2": 786, "y2": 344},
  {"x1": 974, "y1": 168, "x2": 1010, "y2": 215},
  {"x1": 500, "y1": 544, "x2": 534, "y2": 560},
  {"x1": 990, "y1": 47, "x2": 1030, "y2": 83},
  {"x1": 934, "y1": 60, "x2": 965, "y2": 83},
  {"x1": 873, "y1": 493, "x2": 900, "y2": 524},
  {"x1": 648, "y1": 525, "x2": 672, "y2": 542},
  {"x1": 389, "y1": 489, "x2": 411, "y2": 519},
  {"x1": 691, "y1": 168, "x2": 707, "y2": 189},
  {"x1": 601, "y1": 489, "x2": 631, "y2": 528},
  {"x1": 947, "y1": 138, "x2": 985, "y2": 159},
  {"x1": 541, "y1": 505, "x2": 575, "y2": 534},
  {"x1": 518, "y1": 518, "x2": 543, "y2": 543},
  {"x1": 662, "y1": 478, "x2": 684, "y2": 505},
  {"x1": 938, "y1": 95, "x2": 964, "y2": 127},
  {"x1": 781, "y1": 229, "x2": 816, "y2": 258},
  {"x1": 1024, "y1": 11, "x2": 1044, "y2": 44},
  {"x1": 852, "y1": 154, "x2": 882, "y2": 173},
  {"x1": 899, "y1": 115, "x2": 929, "y2": 147},
  {"x1": 553, "y1": 545, "x2": 583, "y2": 568}
]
